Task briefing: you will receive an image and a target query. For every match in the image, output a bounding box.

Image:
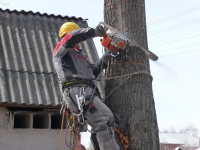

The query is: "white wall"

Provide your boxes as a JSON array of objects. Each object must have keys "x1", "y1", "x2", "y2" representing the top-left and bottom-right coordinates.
[
  {"x1": 0, "y1": 106, "x2": 71, "y2": 150},
  {"x1": 0, "y1": 106, "x2": 6, "y2": 128},
  {"x1": 0, "y1": 129, "x2": 70, "y2": 150}
]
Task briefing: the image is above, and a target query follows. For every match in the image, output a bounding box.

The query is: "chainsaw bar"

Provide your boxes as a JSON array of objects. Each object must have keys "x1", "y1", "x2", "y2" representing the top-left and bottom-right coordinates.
[
  {"x1": 129, "y1": 41, "x2": 158, "y2": 61},
  {"x1": 99, "y1": 22, "x2": 158, "y2": 61}
]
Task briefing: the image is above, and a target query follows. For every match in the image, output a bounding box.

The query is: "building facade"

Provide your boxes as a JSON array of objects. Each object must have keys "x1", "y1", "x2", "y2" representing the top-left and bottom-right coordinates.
[
  {"x1": 159, "y1": 133, "x2": 200, "y2": 150},
  {"x1": 0, "y1": 8, "x2": 102, "y2": 150}
]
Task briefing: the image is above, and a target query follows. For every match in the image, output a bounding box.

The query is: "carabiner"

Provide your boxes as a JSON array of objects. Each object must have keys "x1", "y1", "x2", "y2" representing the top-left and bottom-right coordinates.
[{"x1": 77, "y1": 113, "x2": 85, "y2": 125}]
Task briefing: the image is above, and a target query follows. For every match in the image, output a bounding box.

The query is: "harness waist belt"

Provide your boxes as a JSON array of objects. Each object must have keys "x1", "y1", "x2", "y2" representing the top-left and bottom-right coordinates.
[{"x1": 62, "y1": 79, "x2": 94, "y2": 89}]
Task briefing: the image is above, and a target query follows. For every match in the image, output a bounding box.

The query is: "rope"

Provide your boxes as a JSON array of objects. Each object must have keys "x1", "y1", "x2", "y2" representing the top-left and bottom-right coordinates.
[
  {"x1": 65, "y1": 115, "x2": 79, "y2": 148},
  {"x1": 105, "y1": 71, "x2": 152, "y2": 149},
  {"x1": 60, "y1": 105, "x2": 66, "y2": 150},
  {"x1": 104, "y1": 71, "x2": 152, "y2": 100},
  {"x1": 111, "y1": 61, "x2": 150, "y2": 68},
  {"x1": 60, "y1": 110, "x2": 85, "y2": 150},
  {"x1": 115, "y1": 128, "x2": 130, "y2": 150}
]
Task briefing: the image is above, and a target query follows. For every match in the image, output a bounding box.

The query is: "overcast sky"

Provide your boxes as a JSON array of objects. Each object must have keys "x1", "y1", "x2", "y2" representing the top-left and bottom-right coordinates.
[
  {"x1": 145, "y1": 0, "x2": 200, "y2": 133},
  {"x1": 1, "y1": 0, "x2": 200, "y2": 146}
]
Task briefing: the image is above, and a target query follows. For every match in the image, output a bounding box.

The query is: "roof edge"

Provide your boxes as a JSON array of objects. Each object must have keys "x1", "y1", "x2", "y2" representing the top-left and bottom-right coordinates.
[
  {"x1": 0, "y1": 8, "x2": 88, "y2": 21},
  {"x1": 0, "y1": 102, "x2": 61, "y2": 108}
]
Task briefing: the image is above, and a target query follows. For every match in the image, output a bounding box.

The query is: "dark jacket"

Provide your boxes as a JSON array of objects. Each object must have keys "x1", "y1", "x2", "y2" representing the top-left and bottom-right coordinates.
[{"x1": 53, "y1": 27, "x2": 109, "y2": 84}]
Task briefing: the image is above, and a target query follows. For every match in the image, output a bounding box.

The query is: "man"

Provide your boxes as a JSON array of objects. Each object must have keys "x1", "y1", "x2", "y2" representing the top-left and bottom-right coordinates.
[{"x1": 53, "y1": 22, "x2": 120, "y2": 150}]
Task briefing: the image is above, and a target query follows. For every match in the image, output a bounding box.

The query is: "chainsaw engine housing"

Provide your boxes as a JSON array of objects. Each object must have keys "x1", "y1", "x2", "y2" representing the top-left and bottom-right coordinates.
[
  {"x1": 100, "y1": 29, "x2": 130, "y2": 57},
  {"x1": 107, "y1": 29, "x2": 130, "y2": 50}
]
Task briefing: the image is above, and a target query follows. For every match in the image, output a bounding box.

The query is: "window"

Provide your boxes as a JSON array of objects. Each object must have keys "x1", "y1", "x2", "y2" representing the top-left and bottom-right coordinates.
[
  {"x1": 33, "y1": 113, "x2": 49, "y2": 129},
  {"x1": 14, "y1": 113, "x2": 30, "y2": 128},
  {"x1": 51, "y1": 114, "x2": 66, "y2": 129},
  {"x1": 12, "y1": 109, "x2": 64, "y2": 129}
]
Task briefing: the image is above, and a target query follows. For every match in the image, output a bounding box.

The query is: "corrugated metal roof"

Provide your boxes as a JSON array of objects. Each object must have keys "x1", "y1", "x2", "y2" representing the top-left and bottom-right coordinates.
[
  {"x1": 0, "y1": 8, "x2": 88, "y2": 21},
  {"x1": 0, "y1": 9, "x2": 102, "y2": 106}
]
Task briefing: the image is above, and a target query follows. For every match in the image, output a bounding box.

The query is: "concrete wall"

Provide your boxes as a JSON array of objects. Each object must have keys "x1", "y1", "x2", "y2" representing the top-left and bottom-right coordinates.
[
  {"x1": 0, "y1": 106, "x2": 80, "y2": 150},
  {"x1": 0, "y1": 129, "x2": 70, "y2": 150}
]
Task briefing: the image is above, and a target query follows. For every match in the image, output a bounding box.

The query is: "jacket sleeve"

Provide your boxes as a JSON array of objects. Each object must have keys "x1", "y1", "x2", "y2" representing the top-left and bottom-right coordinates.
[
  {"x1": 90, "y1": 51, "x2": 112, "y2": 78},
  {"x1": 90, "y1": 60, "x2": 107, "y2": 78},
  {"x1": 52, "y1": 27, "x2": 103, "y2": 83},
  {"x1": 53, "y1": 27, "x2": 100, "y2": 58}
]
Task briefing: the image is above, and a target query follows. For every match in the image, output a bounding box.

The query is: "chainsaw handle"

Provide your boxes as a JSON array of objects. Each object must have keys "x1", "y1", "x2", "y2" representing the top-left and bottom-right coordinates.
[
  {"x1": 111, "y1": 51, "x2": 120, "y2": 57},
  {"x1": 97, "y1": 24, "x2": 106, "y2": 36},
  {"x1": 99, "y1": 22, "x2": 122, "y2": 34}
]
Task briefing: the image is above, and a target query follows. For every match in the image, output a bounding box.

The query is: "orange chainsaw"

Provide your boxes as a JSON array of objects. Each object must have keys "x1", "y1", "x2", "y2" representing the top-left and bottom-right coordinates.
[{"x1": 99, "y1": 22, "x2": 158, "y2": 61}]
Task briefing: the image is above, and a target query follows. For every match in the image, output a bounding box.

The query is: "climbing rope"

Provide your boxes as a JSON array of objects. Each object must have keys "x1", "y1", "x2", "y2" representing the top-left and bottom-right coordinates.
[
  {"x1": 60, "y1": 105, "x2": 66, "y2": 150},
  {"x1": 104, "y1": 70, "x2": 152, "y2": 150},
  {"x1": 115, "y1": 128, "x2": 130, "y2": 150},
  {"x1": 60, "y1": 110, "x2": 85, "y2": 150},
  {"x1": 60, "y1": 101, "x2": 89, "y2": 150},
  {"x1": 104, "y1": 71, "x2": 152, "y2": 100},
  {"x1": 65, "y1": 114, "x2": 80, "y2": 148}
]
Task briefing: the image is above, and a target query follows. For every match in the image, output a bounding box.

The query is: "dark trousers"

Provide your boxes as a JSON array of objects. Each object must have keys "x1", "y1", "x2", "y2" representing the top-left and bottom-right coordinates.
[{"x1": 63, "y1": 86, "x2": 119, "y2": 150}]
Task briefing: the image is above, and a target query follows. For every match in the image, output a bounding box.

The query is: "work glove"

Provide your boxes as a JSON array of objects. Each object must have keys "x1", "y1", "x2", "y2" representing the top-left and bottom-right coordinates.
[{"x1": 94, "y1": 24, "x2": 106, "y2": 37}]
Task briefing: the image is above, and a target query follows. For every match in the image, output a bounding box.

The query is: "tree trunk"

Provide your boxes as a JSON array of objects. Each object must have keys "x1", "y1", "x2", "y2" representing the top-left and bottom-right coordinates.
[{"x1": 104, "y1": 0, "x2": 160, "y2": 149}]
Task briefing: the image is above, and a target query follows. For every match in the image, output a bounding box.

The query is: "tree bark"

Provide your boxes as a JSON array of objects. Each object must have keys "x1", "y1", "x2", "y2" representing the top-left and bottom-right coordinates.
[{"x1": 104, "y1": 0, "x2": 160, "y2": 149}]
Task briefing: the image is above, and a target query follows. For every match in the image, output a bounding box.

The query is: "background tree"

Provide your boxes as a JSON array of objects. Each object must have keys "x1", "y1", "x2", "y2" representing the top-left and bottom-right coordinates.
[
  {"x1": 163, "y1": 124, "x2": 200, "y2": 138},
  {"x1": 0, "y1": 0, "x2": 8, "y2": 6},
  {"x1": 103, "y1": 0, "x2": 160, "y2": 149},
  {"x1": 179, "y1": 124, "x2": 199, "y2": 138}
]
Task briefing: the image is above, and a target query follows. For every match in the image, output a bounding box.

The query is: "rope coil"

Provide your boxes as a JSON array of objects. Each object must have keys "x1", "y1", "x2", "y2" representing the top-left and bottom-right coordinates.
[
  {"x1": 60, "y1": 109, "x2": 83, "y2": 150},
  {"x1": 65, "y1": 115, "x2": 80, "y2": 148}
]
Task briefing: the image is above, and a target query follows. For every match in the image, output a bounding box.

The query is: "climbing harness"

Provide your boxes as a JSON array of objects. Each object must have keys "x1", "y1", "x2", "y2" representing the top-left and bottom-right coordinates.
[
  {"x1": 60, "y1": 107, "x2": 86, "y2": 150},
  {"x1": 59, "y1": 47, "x2": 105, "y2": 150},
  {"x1": 60, "y1": 86, "x2": 89, "y2": 150},
  {"x1": 75, "y1": 87, "x2": 86, "y2": 125}
]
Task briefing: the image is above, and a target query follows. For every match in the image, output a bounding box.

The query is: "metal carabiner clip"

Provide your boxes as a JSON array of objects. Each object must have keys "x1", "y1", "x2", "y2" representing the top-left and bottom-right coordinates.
[{"x1": 77, "y1": 113, "x2": 85, "y2": 125}]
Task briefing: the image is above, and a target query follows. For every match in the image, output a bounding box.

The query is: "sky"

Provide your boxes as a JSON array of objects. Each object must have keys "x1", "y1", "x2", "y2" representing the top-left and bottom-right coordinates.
[{"x1": 1, "y1": 0, "x2": 200, "y2": 147}]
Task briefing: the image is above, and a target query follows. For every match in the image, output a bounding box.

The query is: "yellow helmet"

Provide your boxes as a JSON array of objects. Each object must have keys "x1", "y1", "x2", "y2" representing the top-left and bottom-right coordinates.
[{"x1": 59, "y1": 22, "x2": 80, "y2": 38}]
